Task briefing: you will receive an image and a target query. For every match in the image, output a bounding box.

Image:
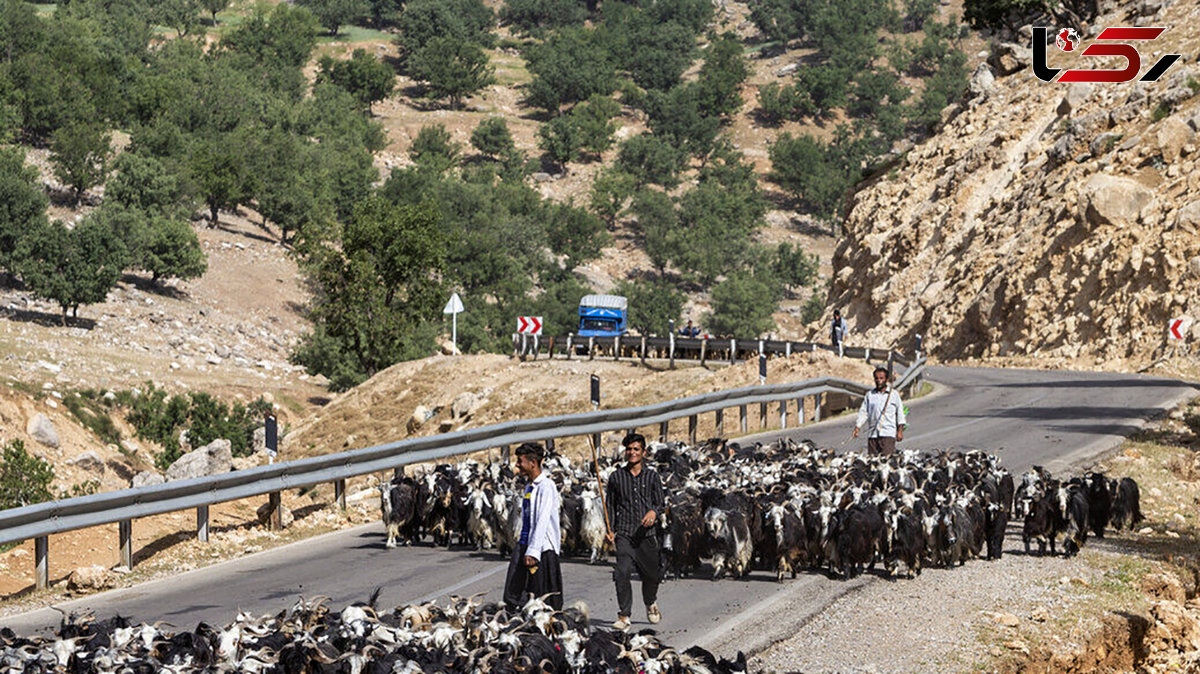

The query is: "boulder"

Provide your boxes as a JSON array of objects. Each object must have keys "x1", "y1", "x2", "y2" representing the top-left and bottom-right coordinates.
[
  {"x1": 256, "y1": 501, "x2": 294, "y2": 528},
  {"x1": 1176, "y1": 201, "x2": 1200, "y2": 234},
  {"x1": 988, "y1": 42, "x2": 1025, "y2": 75},
  {"x1": 1090, "y1": 132, "x2": 1122, "y2": 156},
  {"x1": 68, "y1": 451, "x2": 105, "y2": 475},
  {"x1": 1156, "y1": 115, "x2": 1194, "y2": 163},
  {"x1": 25, "y1": 413, "x2": 58, "y2": 448},
  {"x1": 165, "y1": 438, "x2": 232, "y2": 481},
  {"x1": 451, "y1": 391, "x2": 486, "y2": 419},
  {"x1": 1081, "y1": 174, "x2": 1154, "y2": 227},
  {"x1": 1056, "y1": 83, "x2": 1093, "y2": 116},
  {"x1": 775, "y1": 62, "x2": 799, "y2": 77},
  {"x1": 968, "y1": 63, "x2": 995, "y2": 97},
  {"x1": 132, "y1": 471, "x2": 165, "y2": 488},
  {"x1": 407, "y1": 405, "x2": 431, "y2": 434},
  {"x1": 67, "y1": 565, "x2": 117, "y2": 592}
]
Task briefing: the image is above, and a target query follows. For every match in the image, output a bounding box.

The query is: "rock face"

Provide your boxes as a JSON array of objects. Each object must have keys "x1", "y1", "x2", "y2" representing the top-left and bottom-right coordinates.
[
  {"x1": 165, "y1": 438, "x2": 232, "y2": 481},
  {"x1": 26, "y1": 414, "x2": 59, "y2": 448},
  {"x1": 823, "y1": 35, "x2": 1200, "y2": 364},
  {"x1": 451, "y1": 391, "x2": 486, "y2": 419}
]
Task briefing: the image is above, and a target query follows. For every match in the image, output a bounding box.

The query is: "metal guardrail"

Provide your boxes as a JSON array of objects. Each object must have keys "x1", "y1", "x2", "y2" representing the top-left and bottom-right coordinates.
[{"x1": 0, "y1": 347, "x2": 924, "y2": 588}]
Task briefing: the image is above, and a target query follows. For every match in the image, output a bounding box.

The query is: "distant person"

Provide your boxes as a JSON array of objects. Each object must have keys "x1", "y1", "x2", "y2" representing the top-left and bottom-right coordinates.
[
  {"x1": 852, "y1": 366, "x2": 906, "y2": 455},
  {"x1": 678, "y1": 319, "x2": 700, "y2": 338},
  {"x1": 831, "y1": 310, "x2": 849, "y2": 356},
  {"x1": 503, "y1": 443, "x2": 563, "y2": 611},
  {"x1": 606, "y1": 433, "x2": 666, "y2": 630}
]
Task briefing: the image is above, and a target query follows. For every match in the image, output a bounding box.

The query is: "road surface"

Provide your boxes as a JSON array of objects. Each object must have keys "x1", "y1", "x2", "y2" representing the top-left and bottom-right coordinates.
[{"x1": 3, "y1": 365, "x2": 1195, "y2": 656}]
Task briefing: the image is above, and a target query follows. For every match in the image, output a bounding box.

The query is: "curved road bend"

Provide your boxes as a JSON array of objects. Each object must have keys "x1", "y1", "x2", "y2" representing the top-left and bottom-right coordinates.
[{"x1": 3, "y1": 366, "x2": 1196, "y2": 656}]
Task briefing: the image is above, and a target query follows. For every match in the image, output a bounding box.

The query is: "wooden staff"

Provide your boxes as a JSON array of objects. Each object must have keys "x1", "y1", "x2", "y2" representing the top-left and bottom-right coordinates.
[{"x1": 587, "y1": 433, "x2": 613, "y2": 537}]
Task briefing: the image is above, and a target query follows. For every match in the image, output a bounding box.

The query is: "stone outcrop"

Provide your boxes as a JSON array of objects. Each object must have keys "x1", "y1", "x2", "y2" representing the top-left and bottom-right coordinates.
[
  {"x1": 821, "y1": 18, "x2": 1200, "y2": 364},
  {"x1": 26, "y1": 413, "x2": 59, "y2": 448},
  {"x1": 165, "y1": 438, "x2": 232, "y2": 481}
]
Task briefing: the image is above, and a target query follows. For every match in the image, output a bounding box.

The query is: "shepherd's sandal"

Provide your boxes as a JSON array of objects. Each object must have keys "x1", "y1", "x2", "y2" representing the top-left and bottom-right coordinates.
[{"x1": 647, "y1": 604, "x2": 662, "y2": 624}]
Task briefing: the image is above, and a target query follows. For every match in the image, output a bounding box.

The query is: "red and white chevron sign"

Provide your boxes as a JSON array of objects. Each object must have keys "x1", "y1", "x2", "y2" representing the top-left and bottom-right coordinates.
[
  {"x1": 1168, "y1": 317, "x2": 1190, "y2": 340},
  {"x1": 517, "y1": 316, "x2": 543, "y2": 335}
]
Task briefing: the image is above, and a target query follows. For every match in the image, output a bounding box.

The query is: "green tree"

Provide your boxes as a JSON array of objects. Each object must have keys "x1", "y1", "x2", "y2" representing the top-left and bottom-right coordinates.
[
  {"x1": 768, "y1": 131, "x2": 858, "y2": 221},
  {"x1": 672, "y1": 158, "x2": 764, "y2": 284},
  {"x1": 645, "y1": 82, "x2": 721, "y2": 159},
  {"x1": 106, "y1": 152, "x2": 188, "y2": 217},
  {"x1": 773, "y1": 242, "x2": 819, "y2": 288},
  {"x1": 471, "y1": 116, "x2": 516, "y2": 159},
  {"x1": 222, "y1": 3, "x2": 320, "y2": 69},
  {"x1": 317, "y1": 48, "x2": 396, "y2": 111},
  {"x1": 410, "y1": 124, "x2": 461, "y2": 174},
  {"x1": 631, "y1": 188, "x2": 677, "y2": 274},
  {"x1": 0, "y1": 439, "x2": 54, "y2": 509},
  {"x1": 0, "y1": 147, "x2": 48, "y2": 270},
  {"x1": 15, "y1": 219, "x2": 126, "y2": 324},
  {"x1": 407, "y1": 36, "x2": 494, "y2": 110},
  {"x1": 849, "y1": 68, "x2": 910, "y2": 119},
  {"x1": 153, "y1": 0, "x2": 200, "y2": 37},
  {"x1": 141, "y1": 216, "x2": 208, "y2": 284},
  {"x1": 696, "y1": 33, "x2": 750, "y2": 120},
  {"x1": 537, "y1": 114, "x2": 582, "y2": 172},
  {"x1": 292, "y1": 198, "x2": 447, "y2": 390},
  {"x1": 545, "y1": 202, "x2": 607, "y2": 267},
  {"x1": 570, "y1": 94, "x2": 619, "y2": 159},
  {"x1": 523, "y1": 26, "x2": 616, "y2": 114},
  {"x1": 500, "y1": 0, "x2": 587, "y2": 34},
  {"x1": 296, "y1": 0, "x2": 369, "y2": 35},
  {"x1": 794, "y1": 62, "x2": 852, "y2": 118},
  {"x1": 616, "y1": 133, "x2": 685, "y2": 189},
  {"x1": 613, "y1": 278, "x2": 684, "y2": 336},
  {"x1": 188, "y1": 134, "x2": 256, "y2": 227},
  {"x1": 367, "y1": 0, "x2": 403, "y2": 27},
  {"x1": 704, "y1": 271, "x2": 778, "y2": 337},
  {"x1": 200, "y1": 0, "x2": 230, "y2": 24},
  {"x1": 50, "y1": 122, "x2": 112, "y2": 206},
  {"x1": 589, "y1": 167, "x2": 635, "y2": 227},
  {"x1": 395, "y1": 0, "x2": 495, "y2": 62}
]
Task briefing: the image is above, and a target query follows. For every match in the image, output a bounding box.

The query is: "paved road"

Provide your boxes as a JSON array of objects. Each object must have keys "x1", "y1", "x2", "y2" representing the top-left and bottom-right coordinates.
[{"x1": 3, "y1": 366, "x2": 1195, "y2": 655}]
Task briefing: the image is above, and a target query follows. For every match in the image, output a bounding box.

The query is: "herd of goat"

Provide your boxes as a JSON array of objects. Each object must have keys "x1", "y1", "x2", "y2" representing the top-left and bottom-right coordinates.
[
  {"x1": 382, "y1": 438, "x2": 1145, "y2": 581},
  {"x1": 1, "y1": 438, "x2": 1147, "y2": 672}
]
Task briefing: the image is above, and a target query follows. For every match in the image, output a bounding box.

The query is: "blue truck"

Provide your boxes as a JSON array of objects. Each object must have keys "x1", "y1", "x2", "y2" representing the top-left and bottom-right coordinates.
[{"x1": 576, "y1": 294, "x2": 628, "y2": 338}]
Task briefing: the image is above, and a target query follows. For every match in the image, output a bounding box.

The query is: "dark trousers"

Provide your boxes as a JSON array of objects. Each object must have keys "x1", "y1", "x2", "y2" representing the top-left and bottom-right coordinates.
[
  {"x1": 867, "y1": 437, "x2": 896, "y2": 455},
  {"x1": 503, "y1": 545, "x2": 563, "y2": 611},
  {"x1": 613, "y1": 534, "x2": 660, "y2": 617}
]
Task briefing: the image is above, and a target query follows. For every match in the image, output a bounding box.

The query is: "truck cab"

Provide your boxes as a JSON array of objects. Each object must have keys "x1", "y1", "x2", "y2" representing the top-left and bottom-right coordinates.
[{"x1": 577, "y1": 294, "x2": 628, "y2": 337}]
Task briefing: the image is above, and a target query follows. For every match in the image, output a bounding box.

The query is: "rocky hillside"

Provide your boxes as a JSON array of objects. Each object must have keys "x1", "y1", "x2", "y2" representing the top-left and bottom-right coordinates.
[{"x1": 824, "y1": 0, "x2": 1200, "y2": 367}]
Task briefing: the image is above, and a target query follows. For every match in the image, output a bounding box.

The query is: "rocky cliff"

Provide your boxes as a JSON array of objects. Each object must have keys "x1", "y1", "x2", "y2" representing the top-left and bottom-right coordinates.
[{"x1": 825, "y1": 0, "x2": 1200, "y2": 365}]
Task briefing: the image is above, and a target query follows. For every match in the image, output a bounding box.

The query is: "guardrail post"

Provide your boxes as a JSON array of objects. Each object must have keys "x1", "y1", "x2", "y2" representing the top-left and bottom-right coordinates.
[
  {"x1": 715, "y1": 408, "x2": 724, "y2": 436},
  {"x1": 35, "y1": 536, "x2": 47, "y2": 590},
  {"x1": 197, "y1": 505, "x2": 209, "y2": 542},
  {"x1": 640, "y1": 335, "x2": 647, "y2": 364},
  {"x1": 614, "y1": 335, "x2": 620, "y2": 361},
  {"x1": 669, "y1": 332, "x2": 675, "y2": 369},
  {"x1": 915, "y1": 333, "x2": 923, "y2": 361},
  {"x1": 588, "y1": 336, "x2": 595, "y2": 360},
  {"x1": 864, "y1": 347, "x2": 871, "y2": 362},
  {"x1": 548, "y1": 336, "x2": 555, "y2": 359},
  {"x1": 795, "y1": 398, "x2": 803, "y2": 425},
  {"x1": 268, "y1": 492, "x2": 283, "y2": 530},
  {"x1": 658, "y1": 420, "x2": 669, "y2": 442},
  {"x1": 566, "y1": 334, "x2": 573, "y2": 360},
  {"x1": 813, "y1": 394, "x2": 822, "y2": 422},
  {"x1": 779, "y1": 400, "x2": 788, "y2": 429},
  {"x1": 759, "y1": 402, "x2": 767, "y2": 429},
  {"x1": 739, "y1": 404, "x2": 747, "y2": 433},
  {"x1": 758, "y1": 339, "x2": 764, "y2": 356},
  {"x1": 500, "y1": 445, "x2": 510, "y2": 463},
  {"x1": 119, "y1": 519, "x2": 132, "y2": 569},
  {"x1": 591, "y1": 433, "x2": 601, "y2": 453},
  {"x1": 335, "y1": 479, "x2": 347, "y2": 510},
  {"x1": 688, "y1": 414, "x2": 697, "y2": 445},
  {"x1": 700, "y1": 338, "x2": 707, "y2": 365},
  {"x1": 730, "y1": 339, "x2": 736, "y2": 364},
  {"x1": 785, "y1": 342, "x2": 792, "y2": 357}
]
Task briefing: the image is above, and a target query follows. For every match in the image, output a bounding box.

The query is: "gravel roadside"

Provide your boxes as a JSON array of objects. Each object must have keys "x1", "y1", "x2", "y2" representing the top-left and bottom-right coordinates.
[{"x1": 739, "y1": 540, "x2": 1115, "y2": 673}]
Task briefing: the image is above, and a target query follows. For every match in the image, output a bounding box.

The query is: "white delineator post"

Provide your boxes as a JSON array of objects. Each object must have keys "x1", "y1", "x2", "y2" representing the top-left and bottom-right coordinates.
[{"x1": 444, "y1": 292, "x2": 464, "y2": 355}]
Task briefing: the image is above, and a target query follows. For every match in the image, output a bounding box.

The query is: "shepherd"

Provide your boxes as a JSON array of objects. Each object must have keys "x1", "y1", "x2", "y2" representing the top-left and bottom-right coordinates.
[
  {"x1": 502, "y1": 442, "x2": 563, "y2": 610},
  {"x1": 605, "y1": 432, "x2": 666, "y2": 630},
  {"x1": 852, "y1": 366, "x2": 907, "y2": 455}
]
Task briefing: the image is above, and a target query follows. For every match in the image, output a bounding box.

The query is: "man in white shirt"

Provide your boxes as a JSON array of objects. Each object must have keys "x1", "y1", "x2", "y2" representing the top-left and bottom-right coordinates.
[
  {"x1": 503, "y1": 442, "x2": 563, "y2": 610},
  {"x1": 852, "y1": 366, "x2": 906, "y2": 455}
]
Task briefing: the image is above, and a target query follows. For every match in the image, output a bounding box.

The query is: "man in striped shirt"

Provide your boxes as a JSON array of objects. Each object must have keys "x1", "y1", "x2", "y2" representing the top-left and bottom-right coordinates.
[
  {"x1": 605, "y1": 432, "x2": 666, "y2": 630},
  {"x1": 502, "y1": 442, "x2": 563, "y2": 611}
]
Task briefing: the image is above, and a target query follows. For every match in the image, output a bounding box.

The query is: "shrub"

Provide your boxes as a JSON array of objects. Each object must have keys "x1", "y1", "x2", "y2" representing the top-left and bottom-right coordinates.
[
  {"x1": 64, "y1": 392, "x2": 121, "y2": 445},
  {"x1": 0, "y1": 439, "x2": 55, "y2": 510}
]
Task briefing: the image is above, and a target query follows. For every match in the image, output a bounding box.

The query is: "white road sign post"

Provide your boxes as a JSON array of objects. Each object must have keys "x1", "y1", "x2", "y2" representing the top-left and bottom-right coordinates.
[{"x1": 444, "y1": 293, "x2": 464, "y2": 355}]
